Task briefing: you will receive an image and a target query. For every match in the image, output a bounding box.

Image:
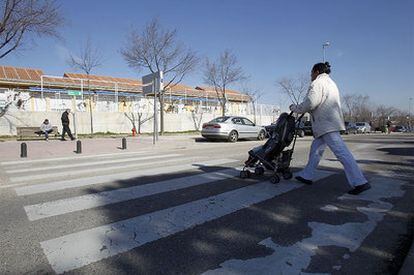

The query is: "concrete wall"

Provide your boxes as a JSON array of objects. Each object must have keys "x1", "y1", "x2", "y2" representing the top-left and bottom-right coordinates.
[{"x1": 0, "y1": 111, "x2": 277, "y2": 136}]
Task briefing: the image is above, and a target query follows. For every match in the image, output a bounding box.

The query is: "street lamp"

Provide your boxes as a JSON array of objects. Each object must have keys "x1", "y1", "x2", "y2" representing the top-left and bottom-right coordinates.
[{"x1": 322, "y1": 41, "x2": 330, "y2": 62}]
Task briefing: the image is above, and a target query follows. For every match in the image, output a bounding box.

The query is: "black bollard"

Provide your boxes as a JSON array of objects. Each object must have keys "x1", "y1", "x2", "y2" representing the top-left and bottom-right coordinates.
[
  {"x1": 76, "y1": 140, "x2": 82, "y2": 154},
  {"x1": 122, "y1": 137, "x2": 127, "y2": 150},
  {"x1": 20, "y1": 142, "x2": 27, "y2": 158}
]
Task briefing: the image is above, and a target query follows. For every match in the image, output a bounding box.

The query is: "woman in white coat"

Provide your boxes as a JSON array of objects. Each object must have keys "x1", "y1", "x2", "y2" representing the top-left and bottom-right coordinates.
[{"x1": 289, "y1": 62, "x2": 370, "y2": 195}]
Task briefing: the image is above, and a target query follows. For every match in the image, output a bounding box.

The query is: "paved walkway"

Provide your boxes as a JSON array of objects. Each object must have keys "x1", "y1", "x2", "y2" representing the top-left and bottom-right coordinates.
[{"x1": 0, "y1": 135, "x2": 203, "y2": 161}]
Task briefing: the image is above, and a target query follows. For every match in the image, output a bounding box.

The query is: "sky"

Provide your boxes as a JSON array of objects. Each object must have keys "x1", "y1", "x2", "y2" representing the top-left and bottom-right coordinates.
[{"x1": 1, "y1": 0, "x2": 413, "y2": 111}]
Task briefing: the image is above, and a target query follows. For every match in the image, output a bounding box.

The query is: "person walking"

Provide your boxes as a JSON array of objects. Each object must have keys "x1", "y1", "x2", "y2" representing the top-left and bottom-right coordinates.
[
  {"x1": 36, "y1": 119, "x2": 54, "y2": 141},
  {"x1": 61, "y1": 109, "x2": 75, "y2": 141},
  {"x1": 386, "y1": 120, "x2": 392, "y2": 134},
  {"x1": 289, "y1": 62, "x2": 370, "y2": 195}
]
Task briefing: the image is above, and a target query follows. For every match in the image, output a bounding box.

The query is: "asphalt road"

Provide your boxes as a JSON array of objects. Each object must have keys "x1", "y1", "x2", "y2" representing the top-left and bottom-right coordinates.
[{"x1": 0, "y1": 133, "x2": 413, "y2": 274}]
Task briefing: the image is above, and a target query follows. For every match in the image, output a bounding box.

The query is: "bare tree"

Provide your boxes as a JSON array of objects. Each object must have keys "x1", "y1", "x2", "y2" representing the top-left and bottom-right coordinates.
[
  {"x1": 277, "y1": 74, "x2": 309, "y2": 106},
  {"x1": 342, "y1": 94, "x2": 358, "y2": 121},
  {"x1": 203, "y1": 50, "x2": 246, "y2": 116},
  {"x1": 375, "y1": 105, "x2": 397, "y2": 130},
  {"x1": 0, "y1": 0, "x2": 63, "y2": 59},
  {"x1": 125, "y1": 98, "x2": 154, "y2": 135},
  {"x1": 121, "y1": 18, "x2": 198, "y2": 135},
  {"x1": 241, "y1": 84, "x2": 262, "y2": 124},
  {"x1": 68, "y1": 37, "x2": 103, "y2": 134},
  {"x1": 342, "y1": 94, "x2": 371, "y2": 122}
]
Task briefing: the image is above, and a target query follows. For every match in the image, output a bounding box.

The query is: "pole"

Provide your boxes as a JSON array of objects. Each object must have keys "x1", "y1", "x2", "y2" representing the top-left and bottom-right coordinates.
[
  {"x1": 41, "y1": 75, "x2": 44, "y2": 100},
  {"x1": 323, "y1": 47, "x2": 326, "y2": 62},
  {"x1": 20, "y1": 143, "x2": 27, "y2": 158},
  {"x1": 115, "y1": 82, "x2": 119, "y2": 112},
  {"x1": 76, "y1": 140, "x2": 82, "y2": 154},
  {"x1": 153, "y1": 80, "x2": 157, "y2": 145},
  {"x1": 409, "y1": 97, "x2": 413, "y2": 132},
  {"x1": 121, "y1": 137, "x2": 127, "y2": 150},
  {"x1": 158, "y1": 71, "x2": 163, "y2": 140},
  {"x1": 322, "y1": 41, "x2": 330, "y2": 62},
  {"x1": 81, "y1": 79, "x2": 84, "y2": 101},
  {"x1": 73, "y1": 112, "x2": 78, "y2": 139}
]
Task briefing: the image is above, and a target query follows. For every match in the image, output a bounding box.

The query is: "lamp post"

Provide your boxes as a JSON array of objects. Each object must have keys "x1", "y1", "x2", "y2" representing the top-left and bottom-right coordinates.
[
  {"x1": 322, "y1": 41, "x2": 330, "y2": 62},
  {"x1": 409, "y1": 97, "x2": 413, "y2": 132}
]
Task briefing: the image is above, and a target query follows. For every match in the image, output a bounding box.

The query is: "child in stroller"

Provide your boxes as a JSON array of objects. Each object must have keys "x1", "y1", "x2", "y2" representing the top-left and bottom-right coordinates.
[{"x1": 240, "y1": 112, "x2": 304, "y2": 183}]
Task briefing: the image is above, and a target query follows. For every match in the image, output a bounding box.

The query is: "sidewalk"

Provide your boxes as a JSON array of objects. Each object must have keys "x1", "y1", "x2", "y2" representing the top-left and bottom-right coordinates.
[{"x1": 0, "y1": 134, "x2": 202, "y2": 162}]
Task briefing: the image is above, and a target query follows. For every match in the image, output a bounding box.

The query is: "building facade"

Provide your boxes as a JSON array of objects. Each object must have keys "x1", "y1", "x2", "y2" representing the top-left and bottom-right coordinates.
[{"x1": 0, "y1": 65, "x2": 280, "y2": 135}]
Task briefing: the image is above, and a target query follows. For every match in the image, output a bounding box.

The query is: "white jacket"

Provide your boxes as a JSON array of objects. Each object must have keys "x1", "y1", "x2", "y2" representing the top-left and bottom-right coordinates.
[
  {"x1": 292, "y1": 73, "x2": 345, "y2": 138},
  {"x1": 40, "y1": 123, "x2": 53, "y2": 132}
]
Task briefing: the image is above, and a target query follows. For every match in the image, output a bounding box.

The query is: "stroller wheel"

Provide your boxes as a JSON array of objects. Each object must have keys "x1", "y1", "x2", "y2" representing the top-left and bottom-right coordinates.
[
  {"x1": 240, "y1": 170, "x2": 251, "y2": 179},
  {"x1": 270, "y1": 175, "x2": 280, "y2": 184},
  {"x1": 282, "y1": 171, "x2": 293, "y2": 180},
  {"x1": 254, "y1": 166, "x2": 265, "y2": 176}
]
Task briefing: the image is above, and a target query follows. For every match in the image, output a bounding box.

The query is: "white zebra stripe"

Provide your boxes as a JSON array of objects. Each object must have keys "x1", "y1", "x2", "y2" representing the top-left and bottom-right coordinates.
[
  {"x1": 24, "y1": 168, "x2": 241, "y2": 221},
  {"x1": 15, "y1": 158, "x2": 239, "y2": 196},
  {"x1": 0, "y1": 150, "x2": 150, "y2": 166},
  {"x1": 7, "y1": 153, "x2": 182, "y2": 175},
  {"x1": 40, "y1": 170, "x2": 333, "y2": 274},
  {"x1": 9, "y1": 154, "x2": 182, "y2": 183}
]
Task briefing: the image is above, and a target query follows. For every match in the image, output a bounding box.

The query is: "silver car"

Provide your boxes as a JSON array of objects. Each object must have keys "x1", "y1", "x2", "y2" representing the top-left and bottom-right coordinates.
[
  {"x1": 201, "y1": 116, "x2": 266, "y2": 142},
  {"x1": 355, "y1": 122, "x2": 371, "y2": 133}
]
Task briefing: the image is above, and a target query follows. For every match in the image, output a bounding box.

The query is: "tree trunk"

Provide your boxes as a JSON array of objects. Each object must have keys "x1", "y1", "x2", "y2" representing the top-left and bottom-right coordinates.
[
  {"x1": 138, "y1": 113, "x2": 142, "y2": 134},
  {"x1": 221, "y1": 100, "x2": 226, "y2": 116}
]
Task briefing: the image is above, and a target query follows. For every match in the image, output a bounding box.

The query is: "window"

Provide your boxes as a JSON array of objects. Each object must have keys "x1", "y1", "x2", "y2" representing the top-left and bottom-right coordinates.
[
  {"x1": 242, "y1": 118, "x2": 254, "y2": 126},
  {"x1": 211, "y1": 116, "x2": 229, "y2": 123},
  {"x1": 232, "y1": 117, "x2": 243, "y2": 125}
]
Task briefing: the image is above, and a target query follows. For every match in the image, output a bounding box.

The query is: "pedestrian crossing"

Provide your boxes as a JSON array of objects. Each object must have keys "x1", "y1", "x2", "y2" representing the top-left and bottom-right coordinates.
[{"x1": 2, "y1": 150, "x2": 401, "y2": 274}]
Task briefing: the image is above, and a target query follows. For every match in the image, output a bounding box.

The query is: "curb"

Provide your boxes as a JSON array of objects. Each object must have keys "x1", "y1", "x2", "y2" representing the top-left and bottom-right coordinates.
[{"x1": 399, "y1": 240, "x2": 414, "y2": 274}]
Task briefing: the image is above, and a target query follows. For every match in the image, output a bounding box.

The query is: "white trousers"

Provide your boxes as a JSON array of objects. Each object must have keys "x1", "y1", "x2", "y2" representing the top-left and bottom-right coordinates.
[{"x1": 297, "y1": 131, "x2": 367, "y2": 187}]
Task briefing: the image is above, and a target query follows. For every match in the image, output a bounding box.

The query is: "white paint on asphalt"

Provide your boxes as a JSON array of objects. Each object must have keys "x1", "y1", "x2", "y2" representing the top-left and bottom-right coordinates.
[
  {"x1": 6, "y1": 153, "x2": 182, "y2": 174},
  {"x1": 40, "y1": 170, "x2": 333, "y2": 274},
  {"x1": 9, "y1": 154, "x2": 182, "y2": 183},
  {"x1": 203, "y1": 177, "x2": 405, "y2": 275},
  {"x1": 0, "y1": 150, "x2": 150, "y2": 166},
  {"x1": 14, "y1": 158, "x2": 238, "y2": 196},
  {"x1": 320, "y1": 205, "x2": 339, "y2": 212},
  {"x1": 25, "y1": 168, "x2": 242, "y2": 221}
]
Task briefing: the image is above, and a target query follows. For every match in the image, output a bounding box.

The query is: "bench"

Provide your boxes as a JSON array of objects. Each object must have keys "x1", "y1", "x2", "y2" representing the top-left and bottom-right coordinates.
[{"x1": 16, "y1": 126, "x2": 60, "y2": 140}]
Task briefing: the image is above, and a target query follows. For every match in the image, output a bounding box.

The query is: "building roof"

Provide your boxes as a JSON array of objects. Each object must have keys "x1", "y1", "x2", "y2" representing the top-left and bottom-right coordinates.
[
  {"x1": 63, "y1": 73, "x2": 141, "y2": 85},
  {"x1": 0, "y1": 65, "x2": 44, "y2": 81},
  {"x1": 0, "y1": 65, "x2": 250, "y2": 102},
  {"x1": 195, "y1": 86, "x2": 251, "y2": 101}
]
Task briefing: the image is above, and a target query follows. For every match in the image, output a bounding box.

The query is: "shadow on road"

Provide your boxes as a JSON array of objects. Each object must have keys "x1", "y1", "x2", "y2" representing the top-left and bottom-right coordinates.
[
  {"x1": 377, "y1": 147, "x2": 414, "y2": 157},
  {"x1": 69, "y1": 151, "x2": 413, "y2": 275}
]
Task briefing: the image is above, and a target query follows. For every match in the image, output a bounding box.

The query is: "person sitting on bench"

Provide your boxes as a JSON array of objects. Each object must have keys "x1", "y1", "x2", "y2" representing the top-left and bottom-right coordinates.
[{"x1": 36, "y1": 119, "x2": 53, "y2": 140}]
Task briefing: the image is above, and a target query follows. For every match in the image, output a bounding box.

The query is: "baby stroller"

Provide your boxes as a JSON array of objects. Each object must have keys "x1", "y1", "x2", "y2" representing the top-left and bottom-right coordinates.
[{"x1": 240, "y1": 112, "x2": 304, "y2": 184}]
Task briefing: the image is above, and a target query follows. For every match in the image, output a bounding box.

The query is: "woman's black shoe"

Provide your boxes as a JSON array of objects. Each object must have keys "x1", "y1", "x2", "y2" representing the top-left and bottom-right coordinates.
[
  {"x1": 295, "y1": 176, "x2": 313, "y2": 185},
  {"x1": 348, "y1": 183, "x2": 371, "y2": 195}
]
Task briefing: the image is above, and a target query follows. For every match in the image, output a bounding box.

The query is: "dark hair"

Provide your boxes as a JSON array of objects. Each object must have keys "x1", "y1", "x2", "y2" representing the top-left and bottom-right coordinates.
[{"x1": 312, "y1": 62, "x2": 331, "y2": 74}]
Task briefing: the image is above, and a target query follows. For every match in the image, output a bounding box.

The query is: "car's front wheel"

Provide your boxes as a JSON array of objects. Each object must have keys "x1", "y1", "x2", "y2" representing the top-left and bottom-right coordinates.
[
  {"x1": 257, "y1": 130, "x2": 266, "y2": 140},
  {"x1": 228, "y1": 130, "x2": 238, "y2": 142}
]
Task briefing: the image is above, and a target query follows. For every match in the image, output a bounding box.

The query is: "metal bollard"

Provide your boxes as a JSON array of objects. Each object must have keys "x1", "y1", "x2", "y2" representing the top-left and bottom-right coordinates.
[
  {"x1": 20, "y1": 142, "x2": 27, "y2": 158},
  {"x1": 122, "y1": 137, "x2": 127, "y2": 150},
  {"x1": 76, "y1": 140, "x2": 82, "y2": 154}
]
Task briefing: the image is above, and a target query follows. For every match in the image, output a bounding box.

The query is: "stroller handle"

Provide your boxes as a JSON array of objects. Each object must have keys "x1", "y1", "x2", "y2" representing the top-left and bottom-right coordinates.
[{"x1": 289, "y1": 111, "x2": 305, "y2": 122}]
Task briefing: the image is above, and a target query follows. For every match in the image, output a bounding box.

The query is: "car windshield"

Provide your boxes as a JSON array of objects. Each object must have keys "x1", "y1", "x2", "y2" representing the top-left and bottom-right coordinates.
[
  {"x1": 210, "y1": 117, "x2": 229, "y2": 123},
  {"x1": 356, "y1": 123, "x2": 365, "y2": 126}
]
